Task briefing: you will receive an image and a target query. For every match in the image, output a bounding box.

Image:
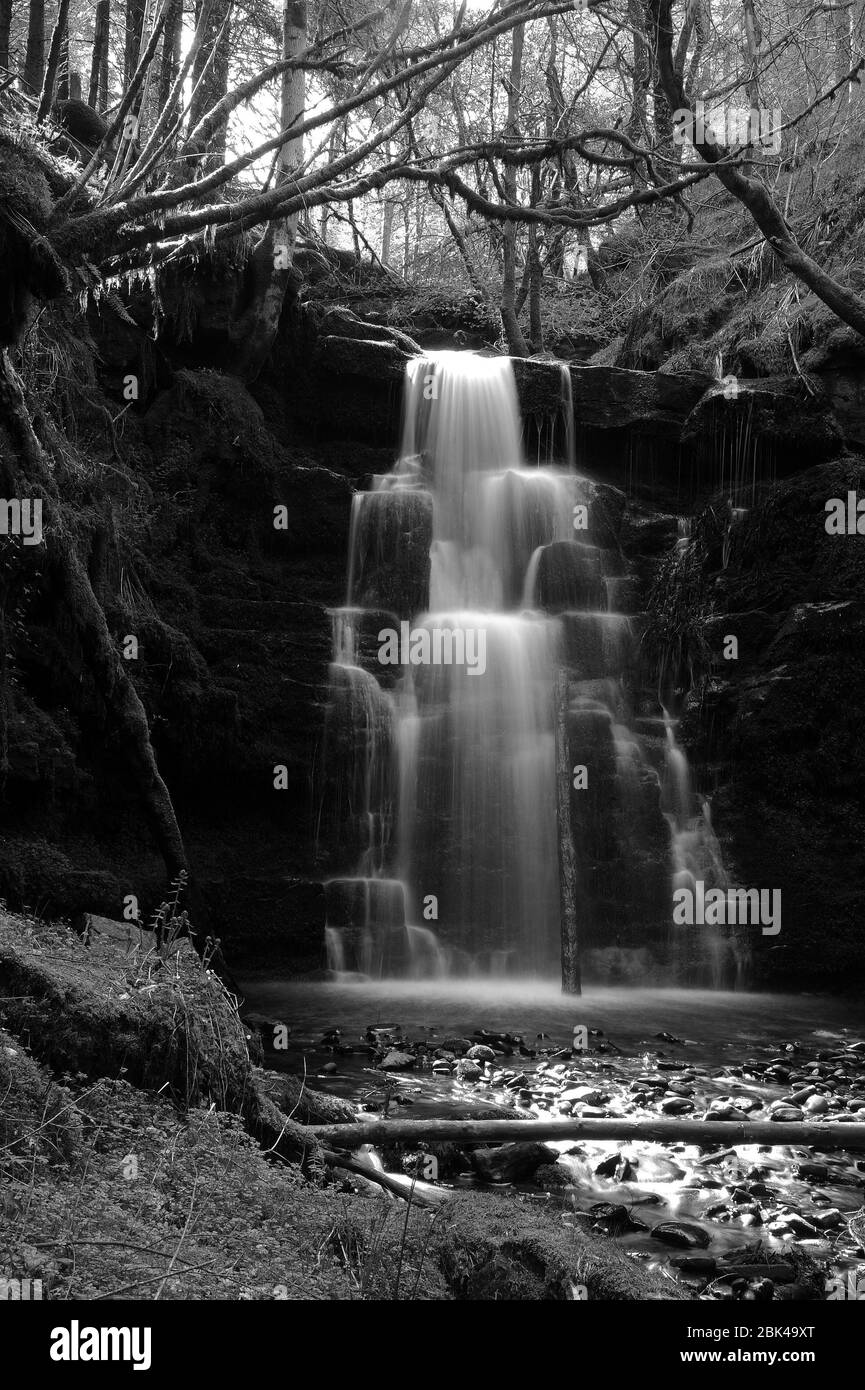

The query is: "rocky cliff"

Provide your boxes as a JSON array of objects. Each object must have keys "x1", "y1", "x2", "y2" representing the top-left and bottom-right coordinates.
[{"x1": 1, "y1": 244, "x2": 863, "y2": 985}]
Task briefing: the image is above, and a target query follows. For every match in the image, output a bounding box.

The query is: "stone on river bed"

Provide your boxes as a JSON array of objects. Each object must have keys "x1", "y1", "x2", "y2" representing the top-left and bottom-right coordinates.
[
  {"x1": 470, "y1": 1142, "x2": 558, "y2": 1183},
  {"x1": 652, "y1": 1222, "x2": 712, "y2": 1250},
  {"x1": 465, "y1": 1044, "x2": 497, "y2": 1062},
  {"x1": 595, "y1": 1153, "x2": 636, "y2": 1181},
  {"x1": 704, "y1": 1104, "x2": 751, "y2": 1122},
  {"x1": 803, "y1": 1094, "x2": 830, "y2": 1114},
  {"x1": 380, "y1": 1049, "x2": 415, "y2": 1070},
  {"x1": 659, "y1": 1096, "x2": 695, "y2": 1114},
  {"x1": 633, "y1": 1154, "x2": 687, "y2": 1182},
  {"x1": 561, "y1": 1085, "x2": 605, "y2": 1105},
  {"x1": 533, "y1": 1163, "x2": 573, "y2": 1190},
  {"x1": 589, "y1": 1203, "x2": 646, "y2": 1233},
  {"x1": 795, "y1": 1161, "x2": 830, "y2": 1181}
]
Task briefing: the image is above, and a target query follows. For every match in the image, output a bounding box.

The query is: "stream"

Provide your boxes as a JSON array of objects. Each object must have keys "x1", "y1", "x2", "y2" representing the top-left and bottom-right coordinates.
[{"x1": 241, "y1": 978, "x2": 865, "y2": 1298}]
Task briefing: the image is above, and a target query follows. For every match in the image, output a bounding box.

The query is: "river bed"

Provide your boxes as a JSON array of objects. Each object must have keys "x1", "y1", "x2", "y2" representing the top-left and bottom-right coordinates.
[{"x1": 239, "y1": 979, "x2": 865, "y2": 1299}]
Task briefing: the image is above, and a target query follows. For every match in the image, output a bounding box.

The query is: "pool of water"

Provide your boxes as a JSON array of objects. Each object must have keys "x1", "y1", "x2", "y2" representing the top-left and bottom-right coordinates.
[{"x1": 238, "y1": 979, "x2": 864, "y2": 1100}]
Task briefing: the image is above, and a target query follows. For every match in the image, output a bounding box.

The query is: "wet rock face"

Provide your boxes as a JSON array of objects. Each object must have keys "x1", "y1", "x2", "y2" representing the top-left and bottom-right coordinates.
[
  {"x1": 671, "y1": 459, "x2": 865, "y2": 985},
  {"x1": 0, "y1": 360, "x2": 354, "y2": 962},
  {"x1": 347, "y1": 490, "x2": 433, "y2": 619},
  {"x1": 682, "y1": 378, "x2": 843, "y2": 475}
]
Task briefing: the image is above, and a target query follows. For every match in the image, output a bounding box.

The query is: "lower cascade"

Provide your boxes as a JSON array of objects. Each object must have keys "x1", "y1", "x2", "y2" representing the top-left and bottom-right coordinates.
[{"x1": 318, "y1": 351, "x2": 743, "y2": 987}]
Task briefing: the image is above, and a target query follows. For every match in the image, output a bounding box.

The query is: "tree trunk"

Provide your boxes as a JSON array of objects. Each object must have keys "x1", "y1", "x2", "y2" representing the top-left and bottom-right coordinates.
[
  {"x1": 648, "y1": 0, "x2": 865, "y2": 338},
  {"x1": 158, "y1": 0, "x2": 182, "y2": 116},
  {"x1": 125, "y1": 0, "x2": 145, "y2": 88},
  {"x1": 402, "y1": 199, "x2": 411, "y2": 277},
  {"x1": 556, "y1": 670, "x2": 580, "y2": 994},
  {"x1": 380, "y1": 194, "x2": 395, "y2": 266},
  {"x1": 834, "y1": 1, "x2": 852, "y2": 111},
  {"x1": 229, "y1": 0, "x2": 306, "y2": 382},
  {"x1": 319, "y1": 125, "x2": 339, "y2": 241},
  {"x1": 37, "y1": 0, "x2": 71, "y2": 120},
  {"x1": 434, "y1": 188, "x2": 490, "y2": 301},
  {"x1": 855, "y1": 0, "x2": 865, "y2": 107},
  {"x1": 189, "y1": 0, "x2": 232, "y2": 168},
  {"x1": 88, "y1": 0, "x2": 110, "y2": 109},
  {"x1": 0, "y1": 0, "x2": 12, "y2": 71},
  {"x1": 528, "y1": 169, "x2": 543, "y2": 352},
  {"x1": 740, "y1": 0, "x2": 762, "y2": 170},
  {"x1": 24, "y1": 0, "x2": 45, "y2": 96},
  {"x1": 56, "y1": 26, "x2": 70, "y2": 101},
  {"x1": 627, "y1": 0, "x2": 649, "y2": 149},
  {"x1": 647, "y1": 0, "x2": 676, "y2": 169},
  {"x1": 308, "y1": 1116, "x2": 865, "y2": 1150},
  {"x1": 501, "y1": 22, "x2": 529, "y2": 356}
]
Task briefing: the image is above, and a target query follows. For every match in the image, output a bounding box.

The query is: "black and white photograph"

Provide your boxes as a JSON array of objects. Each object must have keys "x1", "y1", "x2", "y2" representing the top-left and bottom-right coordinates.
[{"x1": 0, "y1": 0, "x2": 863, "y2": 1362}]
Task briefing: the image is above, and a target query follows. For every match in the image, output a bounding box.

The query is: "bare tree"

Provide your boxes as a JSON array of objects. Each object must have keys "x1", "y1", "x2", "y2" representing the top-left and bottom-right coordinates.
[
  {"x1": 23, "y1": 0, "x2": 45, "y2": 94},
  {"x1": 647, "y1": 0, "x2": 865, "y2": 336},
  {"x1": 0, "y1": 0, "x2": 12, "y2": 72},
  {"x1": 37, "y1": 0, "x2": 71, "y2": 119},
  {"x1": 158, "y1": 0, "x2": 182, "y2": 118},
  {"x1": 230, "y1": 0, "x2": 306, "y2": 380},
  {"x1": 189, "y1": 0, "x2": 232, "y2": 168},
  {"x1": 7, "y1": 0, "x2": 861, "y2": 349},
  {"x1": 88, "y1": 0, "x2": 111, "y2": 110},
  {"x1": 125, "y1": 0, "x2": 146, "y2": 87},
  {"x1": 501, "y1": 22, "x2": 529, "y2": 356}
]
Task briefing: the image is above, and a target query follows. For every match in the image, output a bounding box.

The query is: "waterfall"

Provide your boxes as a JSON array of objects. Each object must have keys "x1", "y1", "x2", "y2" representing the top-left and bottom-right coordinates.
[{"x1": 319, "y1": 350, "x2": 736, "y2": 986}]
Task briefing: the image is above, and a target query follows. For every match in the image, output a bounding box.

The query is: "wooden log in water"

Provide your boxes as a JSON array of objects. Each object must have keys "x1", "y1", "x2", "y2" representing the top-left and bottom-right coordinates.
[{"x1": 308, "y1": 1116, "x2": 865, "y2": 1150}]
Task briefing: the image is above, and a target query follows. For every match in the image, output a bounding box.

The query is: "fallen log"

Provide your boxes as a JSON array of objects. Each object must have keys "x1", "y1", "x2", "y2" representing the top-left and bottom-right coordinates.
[
  {"x1": 322, "y1": 1150, "x2": 448, "y2": 1207},
  {"x1": 307, "y1": 1116, "x2": 865, "y2": 1150}
]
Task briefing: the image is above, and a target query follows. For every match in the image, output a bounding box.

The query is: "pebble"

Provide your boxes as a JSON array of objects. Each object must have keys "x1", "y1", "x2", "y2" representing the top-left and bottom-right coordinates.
[
  {"x1": 560, "y1": 1086, "x2": 605, "y2": 1105},
  {"x1": 652, "y1": 1221, "x2": 711, "y2": 1250},
  {"x1": 803, "y1": 1094, "x2": 829, "y2": 1114},
  {"x1": 795, "y1": 1162, "x2": 829, "y2": 1182},
  {"x1": 660, "y1": 1096, "x2": 695, "y2": 1115}
]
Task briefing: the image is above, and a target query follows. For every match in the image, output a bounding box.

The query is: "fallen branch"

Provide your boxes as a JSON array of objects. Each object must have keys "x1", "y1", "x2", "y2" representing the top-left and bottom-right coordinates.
[
  {"x1": 322, "y1": 1148, "x2": 447, "y2": 1207},
  {"x1": 308, "y1": 1117, "x2": 865, "y2": 1150}
]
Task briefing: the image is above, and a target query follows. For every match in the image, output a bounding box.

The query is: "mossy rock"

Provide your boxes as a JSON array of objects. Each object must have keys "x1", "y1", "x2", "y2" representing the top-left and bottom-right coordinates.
[
  {"x1": 432, "y1": 1193, "x2": 690, "y2": 1300},
  {"x1": 0, "y1": 910, "x2": 317, "y2": 1164}
]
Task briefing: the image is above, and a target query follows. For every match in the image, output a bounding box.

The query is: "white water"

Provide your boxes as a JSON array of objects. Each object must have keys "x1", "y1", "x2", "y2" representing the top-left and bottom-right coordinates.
[{"x1": 320, "y1": 352, "x2": 736, "y2": 985}]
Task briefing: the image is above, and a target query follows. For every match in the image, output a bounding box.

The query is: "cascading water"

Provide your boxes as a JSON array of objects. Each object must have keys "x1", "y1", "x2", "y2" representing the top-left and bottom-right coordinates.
[
  {"x1": 319, "y1": 351, "x2": 739, "y2": 985},
  {"x1": 323, "y1": 353, "x2": 568, "y2": 977}
]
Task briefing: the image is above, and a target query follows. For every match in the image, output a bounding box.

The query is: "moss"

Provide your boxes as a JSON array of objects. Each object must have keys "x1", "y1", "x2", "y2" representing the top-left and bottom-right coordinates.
[
  {"x1": 432, "y1": 1194, "x2": 689, "y2": 1300},
  {"x1": 0, "y1": 908, "x2": 316, "y2": 1164},
  {"x1": 0, "y1": 1026, "x2": 83, "y2": 1169}
]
